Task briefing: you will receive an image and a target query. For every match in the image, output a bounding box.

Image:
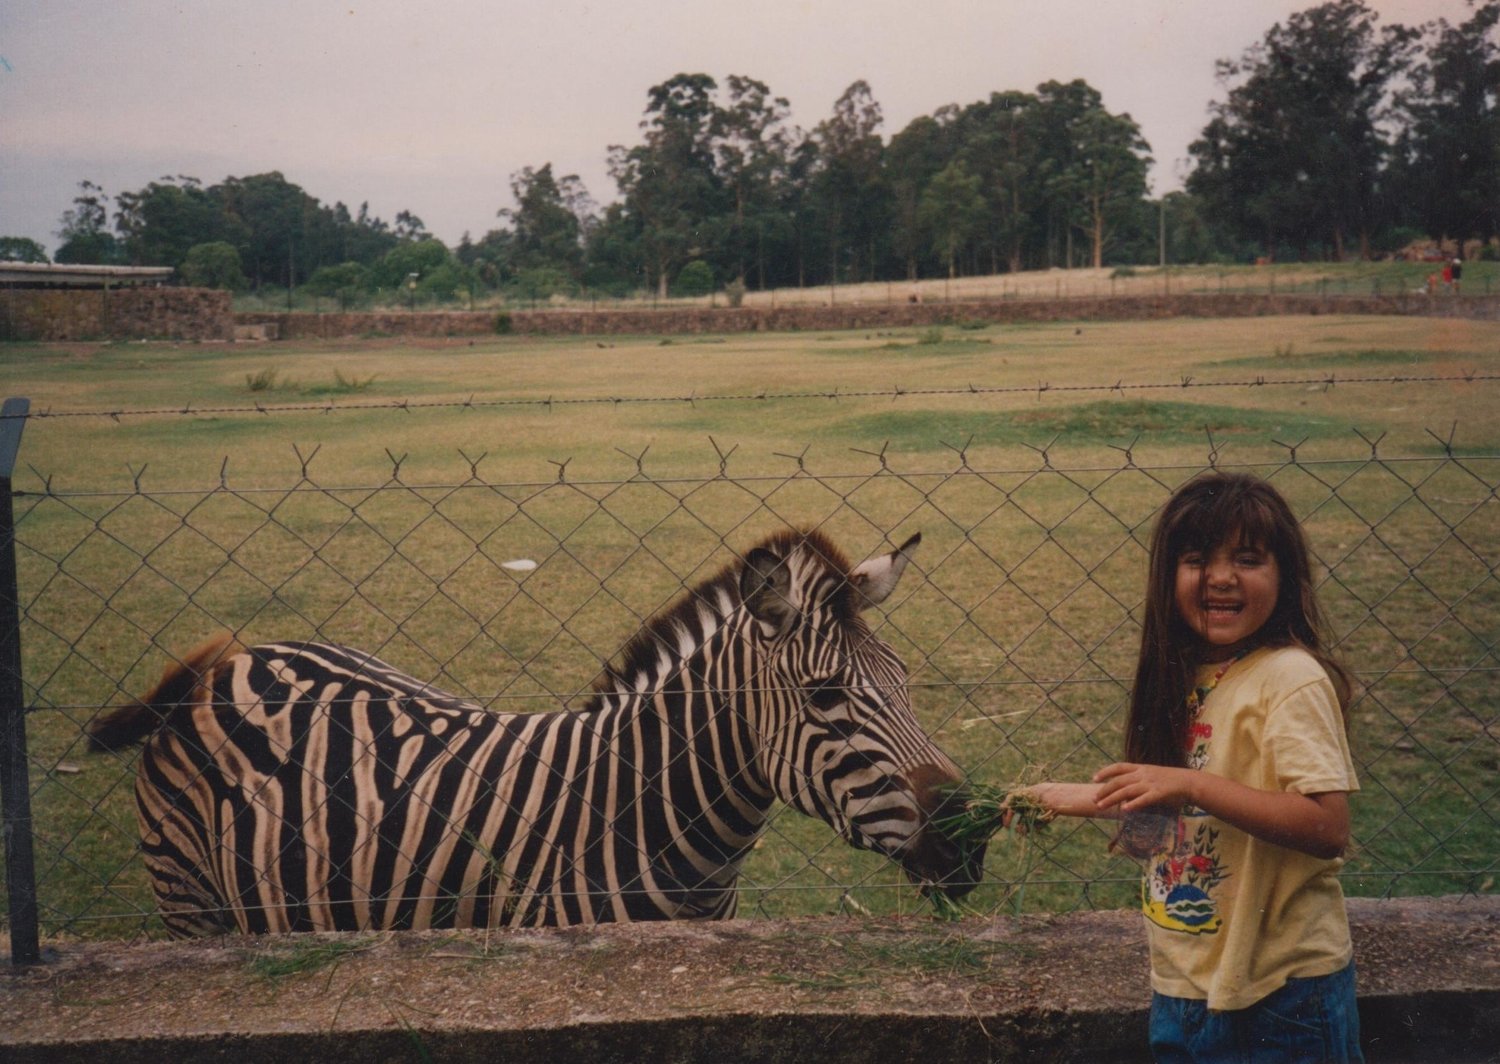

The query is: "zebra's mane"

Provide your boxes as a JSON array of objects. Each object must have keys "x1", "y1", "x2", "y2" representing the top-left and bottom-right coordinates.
[{"x1": 589, "y1": 527, "x2": 855, "y2": 702}]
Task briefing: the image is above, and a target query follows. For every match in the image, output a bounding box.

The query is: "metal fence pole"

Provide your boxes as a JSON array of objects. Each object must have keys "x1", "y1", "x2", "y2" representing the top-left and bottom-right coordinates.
[{"x1": 0, "y1": 396, "x2": 39, "y2": 964}]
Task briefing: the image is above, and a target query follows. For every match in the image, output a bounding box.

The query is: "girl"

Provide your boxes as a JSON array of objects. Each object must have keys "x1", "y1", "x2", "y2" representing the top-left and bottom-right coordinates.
[{"x1": 1022, "y1": 472, "x2": 1362, "y2": 1063}]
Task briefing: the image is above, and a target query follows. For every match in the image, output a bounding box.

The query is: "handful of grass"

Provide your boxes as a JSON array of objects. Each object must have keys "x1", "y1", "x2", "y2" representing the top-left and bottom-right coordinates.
[
  {"x1": 924, "y1": 783, "x2": 1056, "y2": 922},
  {"x1": 935, "y1": 783, "x2": 1055, "y2": 850}
]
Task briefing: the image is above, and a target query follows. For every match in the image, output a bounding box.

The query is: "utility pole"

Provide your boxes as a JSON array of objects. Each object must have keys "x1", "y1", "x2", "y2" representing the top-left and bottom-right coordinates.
[{"x1": 1158, "y1": 200, "x2": 1166, "y2": 268}]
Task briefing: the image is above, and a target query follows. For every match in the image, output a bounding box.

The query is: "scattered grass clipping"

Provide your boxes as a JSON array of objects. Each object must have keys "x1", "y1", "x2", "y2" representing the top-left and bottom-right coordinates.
[{"x1": 247, "y1": 935, "x2": 383, "y2": 981}]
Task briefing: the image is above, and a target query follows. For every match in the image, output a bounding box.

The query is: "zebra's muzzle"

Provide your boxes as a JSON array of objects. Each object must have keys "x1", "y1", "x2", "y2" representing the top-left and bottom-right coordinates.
[{"x1": 900, "y1": 765, "x2": 988, "y2": 899}]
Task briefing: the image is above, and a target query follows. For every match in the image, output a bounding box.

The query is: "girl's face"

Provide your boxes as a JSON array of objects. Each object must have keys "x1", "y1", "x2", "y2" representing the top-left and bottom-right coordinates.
[{"x1": 1174, "y1": 538, "x2": 1280, "y2": 661}]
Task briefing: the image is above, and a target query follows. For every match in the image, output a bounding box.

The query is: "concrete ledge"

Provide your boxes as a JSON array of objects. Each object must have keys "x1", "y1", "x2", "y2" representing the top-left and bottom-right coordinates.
[{"x1": 3, "y1": 896, "x2": 1495, "y2": 1063}]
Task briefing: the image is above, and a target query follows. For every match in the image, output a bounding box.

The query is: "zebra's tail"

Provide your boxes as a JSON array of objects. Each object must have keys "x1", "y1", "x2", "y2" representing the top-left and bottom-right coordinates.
[{"x1": 88, "y1": 633, "x2": 244, "y2": 751}]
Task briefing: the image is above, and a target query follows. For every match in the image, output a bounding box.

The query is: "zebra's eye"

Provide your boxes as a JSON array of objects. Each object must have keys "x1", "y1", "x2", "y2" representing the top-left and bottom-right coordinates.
[{"x1": 804, "y1": 677, "x2": 847, "y2": 711}]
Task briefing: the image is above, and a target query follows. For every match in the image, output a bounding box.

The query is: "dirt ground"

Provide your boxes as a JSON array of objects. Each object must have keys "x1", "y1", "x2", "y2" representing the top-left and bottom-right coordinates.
[{"x1": 3, "y1": 896, "x2": 1497, "y2": 1063}]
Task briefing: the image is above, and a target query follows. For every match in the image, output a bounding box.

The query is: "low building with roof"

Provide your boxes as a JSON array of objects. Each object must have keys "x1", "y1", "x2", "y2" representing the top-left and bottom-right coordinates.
[
  {"x1": 0, "y1": 263, "x2": 174, "y2": 288},
  {"x1": 1, "y1": 263, "x2": 232, "y2": 342}
]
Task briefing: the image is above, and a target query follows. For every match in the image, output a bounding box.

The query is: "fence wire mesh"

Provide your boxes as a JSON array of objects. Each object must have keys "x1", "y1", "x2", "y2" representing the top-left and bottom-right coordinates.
[{"x1": 2, "y1": 436, "x2": 1497, "y2": 941}]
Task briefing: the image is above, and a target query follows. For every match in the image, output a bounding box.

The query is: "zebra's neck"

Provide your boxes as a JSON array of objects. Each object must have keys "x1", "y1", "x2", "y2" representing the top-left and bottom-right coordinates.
[
  {"x1": 581, "y1": 584, "x2": 777, "y2": 816},
  {"x1": 534, "y1": 589, "x2": 776, "y2": 919}
]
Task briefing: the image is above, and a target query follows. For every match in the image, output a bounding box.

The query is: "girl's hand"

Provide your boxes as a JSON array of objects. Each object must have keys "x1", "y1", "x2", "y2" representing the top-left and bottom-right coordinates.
[{"x1": 1092, "y1": 762, "x2": 1197, "y2": 813}]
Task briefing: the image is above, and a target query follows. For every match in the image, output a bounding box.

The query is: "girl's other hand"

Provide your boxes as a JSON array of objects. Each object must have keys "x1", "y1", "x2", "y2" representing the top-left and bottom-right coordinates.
[
  {"x1": 1092, "y1": 762, "x2": 1198, "y2": 812},
  {"x1": 1095, "y1": 763, "x2": 1353, "y2": 858}
]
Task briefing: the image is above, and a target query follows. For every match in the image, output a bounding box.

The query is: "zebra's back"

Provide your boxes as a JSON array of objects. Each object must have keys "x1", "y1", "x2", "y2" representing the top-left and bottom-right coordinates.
[{"x1": 133, "y1": 641, "x2": 731, "y2": 935}]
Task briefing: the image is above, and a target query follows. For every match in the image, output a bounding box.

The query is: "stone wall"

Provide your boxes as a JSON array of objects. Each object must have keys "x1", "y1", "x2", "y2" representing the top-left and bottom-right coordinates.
[
  {"x1": 234, "y1": 309, "x2": 507, "y2": 339},
  {"x1": 0, "y1": 287, "x2": 233, "y2": 342},
  {"x1": 5, "y1": 289, "x2": 1494, "y2": 345},
  {"x1": 239, "y1": 292, "x2": 1500, "y2": 341}
]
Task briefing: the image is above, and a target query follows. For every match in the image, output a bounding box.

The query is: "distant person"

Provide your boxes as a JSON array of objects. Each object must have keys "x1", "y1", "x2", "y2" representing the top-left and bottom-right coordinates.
[
  {"x1": 1451, "y1": 258, "x2": 1463, "y2": 294},
  {"x1": 1442, "y1": 261, "x2": 1454, "y2": 289}
]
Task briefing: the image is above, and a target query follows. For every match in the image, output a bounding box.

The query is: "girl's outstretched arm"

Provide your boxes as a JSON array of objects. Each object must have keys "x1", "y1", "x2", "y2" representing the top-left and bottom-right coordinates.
[
  {"x1": 1019, "y1": 781, "x2": 1121, "y2": 819},
  {"x1": 1091, "y1": 762, "x2": 1350, "y2": 859}
]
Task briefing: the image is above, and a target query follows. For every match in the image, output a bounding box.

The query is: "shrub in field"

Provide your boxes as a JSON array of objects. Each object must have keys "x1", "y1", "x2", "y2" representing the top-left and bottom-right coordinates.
[
  {"x1": 306, "y1": 261, "x2": 369, "y2": 310},
  {"x1": 306, "y1": 261, "x2": 368, "y2": 296},
  {"x1": 303, "y1": 369, "x2": 377, "y2": 396},
  {"x1": 674, "y1": 260, "x2": 715, "y2": 297},
  {"x1": 415, "y1": 261, "x2": 473, "y2": 302},
  {"x1": 244, "y1": 368, "x2": 286, "y2": 392},
  {"x1": 505, "y1": 266, "x2": 576, "y2": 304},
  {"x1": 371, "y1": 238, "x2": 452, "y2": 290}
]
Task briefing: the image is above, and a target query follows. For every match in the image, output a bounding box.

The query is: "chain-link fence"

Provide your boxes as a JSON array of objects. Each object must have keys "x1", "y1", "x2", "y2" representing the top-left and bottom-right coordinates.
[{"x1": 1, "y1": 405, "x2": 1496, "y2": 957}]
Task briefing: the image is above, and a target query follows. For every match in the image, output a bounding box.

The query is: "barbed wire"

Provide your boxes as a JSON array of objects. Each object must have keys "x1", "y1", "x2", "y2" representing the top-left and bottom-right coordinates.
[
  {"x1": 3, "y1": 370, "x2": 1496, "y2": 422},
  {"x1": 13, "y1": 436, "x2": 1498, "y2": 500}
]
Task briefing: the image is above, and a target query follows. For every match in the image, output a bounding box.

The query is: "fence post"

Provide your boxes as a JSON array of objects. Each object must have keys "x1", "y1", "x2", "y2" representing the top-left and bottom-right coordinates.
[{"x1": 0, "y1": 396, "x2": 39, "y2": 965}]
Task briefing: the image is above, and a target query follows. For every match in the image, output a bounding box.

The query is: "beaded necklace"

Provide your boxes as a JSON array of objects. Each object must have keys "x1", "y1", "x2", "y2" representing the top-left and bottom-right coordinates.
[{"x1": 1187, "y1": 655, "x2": 1242, "y2": 714}]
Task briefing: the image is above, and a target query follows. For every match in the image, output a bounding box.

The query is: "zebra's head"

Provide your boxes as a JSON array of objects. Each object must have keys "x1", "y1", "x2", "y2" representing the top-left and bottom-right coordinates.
[{"x1": 738, "y1": 530, "x2": 986, "y2": 900}]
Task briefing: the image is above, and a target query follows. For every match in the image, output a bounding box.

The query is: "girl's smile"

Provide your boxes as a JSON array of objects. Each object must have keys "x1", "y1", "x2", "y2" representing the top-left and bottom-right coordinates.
[{"x1": 1175, "y1": 540, "x2": 1280, "y2": 660}]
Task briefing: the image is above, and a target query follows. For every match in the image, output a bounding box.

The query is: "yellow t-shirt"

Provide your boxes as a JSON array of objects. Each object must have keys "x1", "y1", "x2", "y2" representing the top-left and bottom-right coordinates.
[{"x1": 1141, "y1": 645, "x2": 1359, "y2": 1012}]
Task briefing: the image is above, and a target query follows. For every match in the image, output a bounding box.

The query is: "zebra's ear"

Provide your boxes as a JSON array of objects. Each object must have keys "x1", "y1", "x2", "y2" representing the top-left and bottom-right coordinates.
[
  {"x1": 741, "y1": 547, "x2": 796, "y2": 635},
  {"x1": 849, "y1": 532, "x2": 921, "y2": 611}
]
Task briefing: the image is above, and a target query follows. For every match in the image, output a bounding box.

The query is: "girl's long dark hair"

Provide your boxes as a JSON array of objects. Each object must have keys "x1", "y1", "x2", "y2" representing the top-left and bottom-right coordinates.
[{"x1": 1125, "y1": 472, "x2": 1352, "y2": 767}]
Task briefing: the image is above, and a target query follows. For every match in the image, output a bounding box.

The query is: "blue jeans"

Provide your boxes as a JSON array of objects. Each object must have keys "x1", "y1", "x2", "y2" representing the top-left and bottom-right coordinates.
[{"x1": 1149, "y1": 962, "x2": 1363, "y2": 1063}]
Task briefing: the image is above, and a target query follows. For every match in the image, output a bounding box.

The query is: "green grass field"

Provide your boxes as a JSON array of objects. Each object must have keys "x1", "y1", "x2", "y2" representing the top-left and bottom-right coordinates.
[{"x1": 3, "y1": 310, "x2": 1497, "y2": 938}]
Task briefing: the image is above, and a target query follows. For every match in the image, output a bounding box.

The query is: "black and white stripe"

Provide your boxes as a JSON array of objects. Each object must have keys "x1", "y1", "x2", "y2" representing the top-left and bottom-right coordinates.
[{"x1": 91, "y1": 528, "x2": 984, "y2": 936}]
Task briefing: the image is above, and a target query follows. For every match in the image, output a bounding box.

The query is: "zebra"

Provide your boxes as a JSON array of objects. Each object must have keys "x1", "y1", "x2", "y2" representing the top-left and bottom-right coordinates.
[{"x1": 88, "y1": 528, "x2": 985, "y2": 936}]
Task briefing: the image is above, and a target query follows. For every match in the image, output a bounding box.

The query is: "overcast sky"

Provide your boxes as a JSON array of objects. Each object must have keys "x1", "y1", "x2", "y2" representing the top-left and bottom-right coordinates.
[{"x1": 0, "y1": 0, "x2": 1471, "y2": 255}]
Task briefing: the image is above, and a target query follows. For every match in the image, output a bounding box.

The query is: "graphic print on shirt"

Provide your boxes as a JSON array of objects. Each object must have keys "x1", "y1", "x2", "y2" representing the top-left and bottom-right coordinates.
[{"x1": 1141, "y1": 668, "x2": 1235, "y2": 935}]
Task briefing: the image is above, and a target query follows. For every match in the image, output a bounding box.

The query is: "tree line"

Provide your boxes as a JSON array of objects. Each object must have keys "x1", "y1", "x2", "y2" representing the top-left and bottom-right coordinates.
[{"x1": 3, "y1": 0, "x2": 1495, "y2": 301}]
